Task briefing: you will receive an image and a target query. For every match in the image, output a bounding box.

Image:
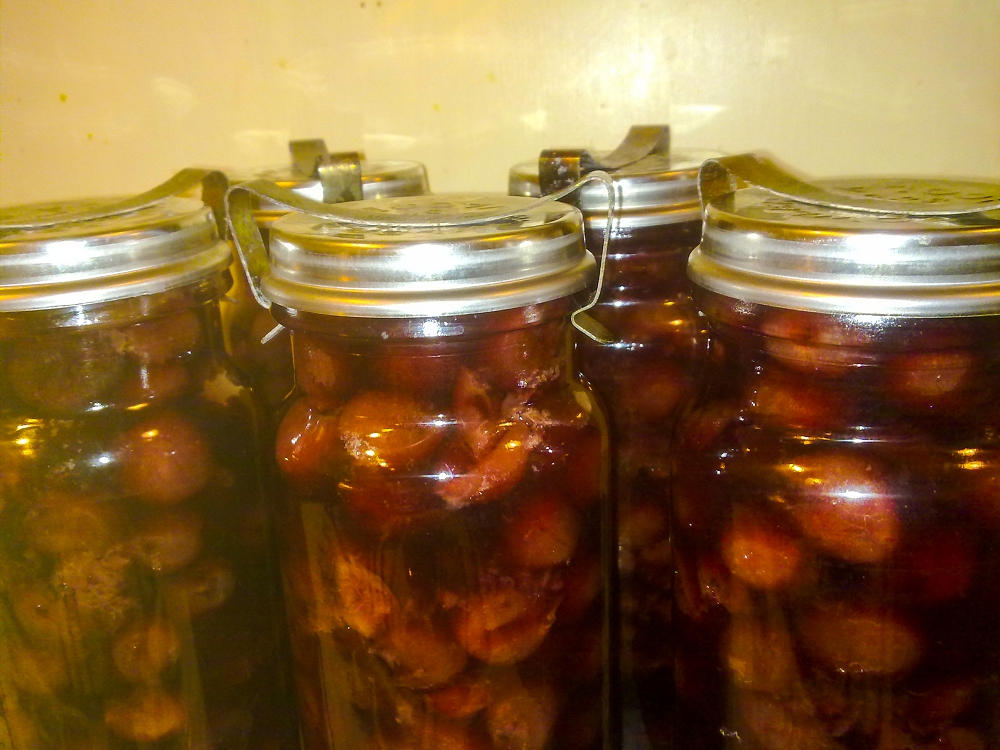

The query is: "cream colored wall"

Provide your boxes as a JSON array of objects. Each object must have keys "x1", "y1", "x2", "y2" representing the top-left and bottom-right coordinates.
[{"x1": 2, "y1": 0, "x2": 998, "y2": 205}]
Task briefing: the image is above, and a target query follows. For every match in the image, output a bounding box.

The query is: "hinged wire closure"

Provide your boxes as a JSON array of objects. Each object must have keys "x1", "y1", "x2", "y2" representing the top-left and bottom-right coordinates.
[
  {"x1": 226, "y1": 174, "x2": 619, "y2": 343},
  {"x1": 509, "y1": 125, "x2": 722, "y2": 239},
  {"x1": 699, "y1": 153, "x2": 1000, "y2": 216},
  {"x1": 246, "y1": 147, "x2": 428, "y2": 210},
  {"x1": 0, "y1": 169, "x2": 228, "y2": 234},
  {"x1": 691, "y1": 154, "x2": 1000, "y2": 317},
  {"x1": 538, "y1": 124, "x2": 671, "y2": 195},
  {"x1": 288, "y1": 139, "x2": 364, "y2": 204}
]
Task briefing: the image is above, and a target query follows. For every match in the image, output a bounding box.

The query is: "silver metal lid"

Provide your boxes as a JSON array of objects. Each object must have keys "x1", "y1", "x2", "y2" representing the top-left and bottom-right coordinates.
[
  {"x1": 248, "y1": 159, "x2": 429, "y2": 202},
  {"x1": 689, "y1": 155, "x2": 1000, "y2": 317},
  {"x1": 0, "y1": 191, "x2": 231, "y2": 313},
  {"x1": 509, "y1": 129, "x2": 721, "y2": 230},
  {"x1": 258, "y1": 193, "x2": 592, "y2": 318},
  {"x1": 232, "y1": 140, "x2": 429, "y2": 226}
]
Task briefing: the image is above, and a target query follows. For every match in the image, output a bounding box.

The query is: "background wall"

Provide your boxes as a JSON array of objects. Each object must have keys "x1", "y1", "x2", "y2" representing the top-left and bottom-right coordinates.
[{"x1": 2, "y1": 0, "x2": 998, "y2": 205}]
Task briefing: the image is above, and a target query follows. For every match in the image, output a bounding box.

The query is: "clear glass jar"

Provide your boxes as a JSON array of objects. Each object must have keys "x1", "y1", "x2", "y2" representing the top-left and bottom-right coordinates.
[
  {"x1": 510, "y1": 132, "x2": 721, "y2": 748},
  {"x1": 0, "y1": 184, "x2": 296, "y2": 749},
  {"x1": 673, "y1": 163, "x2": 1000, "y2": 750},
  {"x1": 228, "y1": 190, "x2": 612, "y2": 750},
  {"x1": 224, "y1": 144, "x2": 430, "y2": 407}
]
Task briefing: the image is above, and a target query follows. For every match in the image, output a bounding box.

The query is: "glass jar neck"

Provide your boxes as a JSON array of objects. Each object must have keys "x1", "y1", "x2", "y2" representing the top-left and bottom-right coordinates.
[
  {"x1": 283, "y1": 311, "x2": 577, "y2": 417},
  {"x1": 697, "y1": 287, "x2": 1000, "y2": 357},
  {"x1": 272, "y1": 297, "x2": 580, "y2": 341}
]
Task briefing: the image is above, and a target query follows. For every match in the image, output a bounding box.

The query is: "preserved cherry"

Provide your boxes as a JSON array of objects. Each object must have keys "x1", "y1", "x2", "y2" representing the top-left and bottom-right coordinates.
[
  {"x1": 272, "y1": 312, "x2": 606, "y2": 750},
  {"x1": 103, "y1": 689, "x2": 188, "y2": 743},
  {"x1": 486, "y1": 681, "x2": 559, "y2": 750},
  {"x1": 337, "y1": 391, "x2": 448, "y2": 470},
  {"x1": 511, "y1": 142, "x2": 716, "y2": 748},
  {"x1": 721, "y1": 509, "x2": 803, "y2": 590},
  {"x1": 672, "y1": 299, "x2": 1000, "y2": 750},
  {"x1": 426, "y1": 674, "x2": 494, "y2": 719},
  {"x1": 229, "y1": 188, "x2": 609, "y2": 750},
  {"x1": 111, "y1": 617, "x2": 182, "y2": 682},
  {"x1": 275, "y1": 397, "x2": 346, "y2": 484},
  {"x1": 294, "y1": 331, "x2": 354, "y2": 410},
  {"x1": 119, "y1": 410, "x2": 214, "y2": 505},
  {"x1": 0, "y1": 290, "x2": 296, "y2": 748},
  {"x1": 503, "y1": 493, "x2": 580, "y2": 569}
]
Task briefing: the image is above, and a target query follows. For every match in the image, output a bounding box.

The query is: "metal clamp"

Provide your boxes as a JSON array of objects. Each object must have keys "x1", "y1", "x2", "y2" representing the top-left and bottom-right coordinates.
[
  {"x1": 289, "y1": 139, "x2": 364, "y2": 204},
  {"x1": 538, "y1": 124, "x2": 670, "y2": 195},
  {"x1": 0, "y1": 168, "x2": 229, "y2": 236},
  {"x1": 226, "y1": 173, "x2": 620, "y2": 344},
  {"x1": 226, "y1": 180, "x2": 320, "y2": 309},
  {"x1": 532, "y1": 125, "x2": 669, "y2": 341},
  {"x1": 225, "y1": 141, "x2": 366, "y2": 334},
  {"x1": 699, "y1": 152, "x2": 1000, "y2": 217}
]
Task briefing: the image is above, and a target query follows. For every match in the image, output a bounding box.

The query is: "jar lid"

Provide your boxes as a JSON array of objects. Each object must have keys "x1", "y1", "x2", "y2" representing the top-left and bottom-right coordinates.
[
  {"x1": 231, "y1": 188, "x2": 593, "y2": 319},
  {"x1": 247, "y1": 159, "x2": 429, "y2": 202},
  {"x1": 689, "y1": 155, "x2": 1000, "y2": 317},
  {"x1": 508, "y1": 128, "x2": 721, "y2": 230},
  {"x1": 232, "y1": 140, "x2": 430, "y2": 226},
  {"x1": 0, "y1": 192, "x2": 231, "y2": 313}
]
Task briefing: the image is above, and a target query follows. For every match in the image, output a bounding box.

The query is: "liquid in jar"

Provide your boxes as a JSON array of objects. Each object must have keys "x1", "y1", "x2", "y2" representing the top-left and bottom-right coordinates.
[
  {"x1": 227, "y1": 190, "x2": 613, "y2": 750},
  {"x1": 0, "y1": 187, "x2": 296, "y2": 750},
  {"x1": 674, "y1": 162, "x2": 1000, "y2": 750}
]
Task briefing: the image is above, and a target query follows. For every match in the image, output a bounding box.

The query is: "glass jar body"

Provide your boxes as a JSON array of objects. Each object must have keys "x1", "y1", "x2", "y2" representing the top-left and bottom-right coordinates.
[
  {"x1": 671, "y1": 291, "x2": 1000, "y2": 750},
  {"x1": 0, "y1": 278, "x2": 296, "y2": 750},
  {"x1": 271, "y1": 303, "x2": 610, "y2": 750},
  {"x1": 576, "y1": 219, "x2": 704, "y2": 748}
]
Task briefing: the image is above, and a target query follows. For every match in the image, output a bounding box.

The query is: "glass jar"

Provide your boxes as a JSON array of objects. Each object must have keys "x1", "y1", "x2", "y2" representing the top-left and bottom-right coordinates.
[
  {"x1": 0, "y1": 175, "x2": 296, "y2": 750},
  {"x1": 228, "y1": 188, "x2": 611, "y2": 750},
  {"x1": 673, "y1": 158, "x2": 1000, "y2": 750},
  {"x1": 510, "y1": 128, "x2": 721, "y2": 748},
  {"x1": 225, "y1": 142, "x2": 430, "y2": 407}
]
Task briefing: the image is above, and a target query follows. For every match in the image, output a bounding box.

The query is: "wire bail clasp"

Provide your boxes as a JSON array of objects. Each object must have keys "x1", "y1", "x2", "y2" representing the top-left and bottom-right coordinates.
[
  {"x1": 0, "y1": 168, "x2": 229, "y2": 237},
  {"x1": 698, "y1": 152, "x2": 1000, "y2": 217},
  {"x1": 226, "y1": 172, "x2": 621, "y2": 342},
  {"x1": 535, "y1": 125, "x2": 670, "y2": 343},
  {"x1": 228, "y1": 140, "x2": 368, "y2": 342},
  {"x1": 289, "y1": 139, "x2": 364, "y2": 204}
]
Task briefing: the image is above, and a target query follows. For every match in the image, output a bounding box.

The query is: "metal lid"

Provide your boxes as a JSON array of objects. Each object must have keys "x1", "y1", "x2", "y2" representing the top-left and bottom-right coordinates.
[
  {"x1": 508, "y1": 126, "x2": 721, "y2": 229},
  {"x1": 248, "y1": 159, "x2": 429, "y2": 202},
  {"x1": 689, "y1": 155, "x2": 1000, "y2": 317},
  {"x1": 232, "y1": 140, "x2": 429, "y2": 226},
  {"x1": 230, "y1": 189, "x2": 593, "y2": 319},
  {"x1": 0, "y1": 177, "x2": 231, "y2": 313}
]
